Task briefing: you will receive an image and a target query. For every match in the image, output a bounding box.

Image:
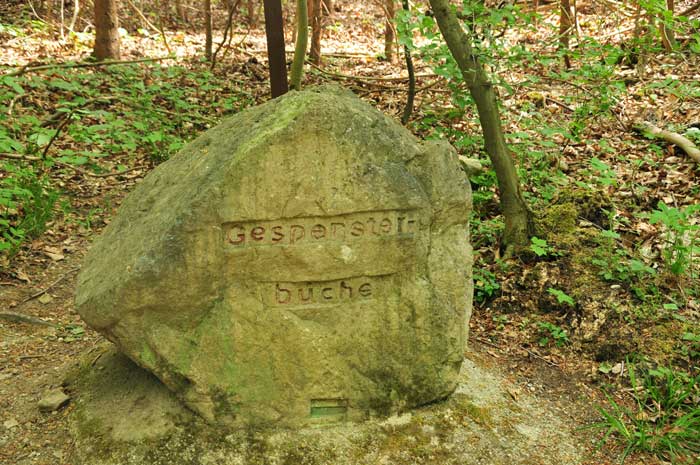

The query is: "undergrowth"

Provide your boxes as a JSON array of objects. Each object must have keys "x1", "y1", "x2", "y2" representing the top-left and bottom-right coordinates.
[
  {"x1": 591, "y1": 365, "x2": 700, "y2": 464},
  {"x1": 0, "y1": 62, "x2": 254, "y2": 262}
]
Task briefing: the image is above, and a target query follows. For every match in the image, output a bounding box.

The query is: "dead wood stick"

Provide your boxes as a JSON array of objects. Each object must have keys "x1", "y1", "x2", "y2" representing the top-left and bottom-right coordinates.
[
  {"x1": 474, "y1": 337, "x2": 501, "y2": 349},
  {"x1": 7, "y1": 93, "x2": 27, "y2": 116},
  {"x1": 41, "y1": 114, "x2": 72, "y2": 158},
  {"x1": 0, "y1": 153, "x2": 137, "y2": 177},
  {"x1": 0, "y1": 312, "x2": 56, "y2": 327},
  {"x1": 635, "y1": 121, "x2": 700, "y2": 164},
  {"x1": 522, "y1": 347, "x2": 559, "y2": 367},
  {"x1": 0, "y1": 153, "x2": 41, "y2": 161},
  {"x1": 12, "y1": 267, "x2": 81, "y2": 308},
  {"x1": 3, "y1": 56, "x2": 176, "y2": 78},
  {"x1": 57, "y1": 163, "x2": 140, "y2": 178}
]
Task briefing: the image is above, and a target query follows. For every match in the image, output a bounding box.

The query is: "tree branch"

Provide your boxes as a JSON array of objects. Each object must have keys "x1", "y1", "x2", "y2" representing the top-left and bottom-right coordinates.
[
  {"x1": 3, "y1": 56, "x2": 176, "y2": 78},
  {"x1": 634, "y1": 121, "x2": 700, "y2": 164}
]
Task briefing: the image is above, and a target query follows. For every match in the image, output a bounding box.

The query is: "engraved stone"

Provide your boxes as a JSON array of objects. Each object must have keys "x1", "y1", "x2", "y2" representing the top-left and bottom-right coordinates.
[{"x1": 75, "y1": 85, "x2": 473, "y2": 428}]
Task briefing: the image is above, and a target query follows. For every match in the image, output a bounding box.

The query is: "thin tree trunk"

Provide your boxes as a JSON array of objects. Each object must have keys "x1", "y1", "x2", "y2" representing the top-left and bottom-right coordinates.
[
  {"x1": 45, "y1": 0, "x2": 55, "y2": 24},
  {"x1": 309, "y1": 0, "x2": 322, "y2": 65},
  {"x1": 290, "y1": 0, "x2": 308, "y2": 90},
  {"x1": 94, "y1": 0, "x2": 121, "y2": 60},
  {"x1": 385, "y1": 0, "x2": 396, "y2": 62},
  {"x1": 559, "y1": 0, "x2": 572, "y2": 68},
  {"x1": 204, "y1": 0, "x2": 213, "y2": 61},
  {"x1": 661, "y1": 0, "x2": 676, "y2": 51},
  {"x1": 401, "y1": 0, "x2": 414, "y2": 124},
  {"x1": 429, "y1": 0, "x2": 533, "y2": 252},
  {"x1": 262, "y1": 0, "x2": 289, "y2": 97},
  {"x1": 60, "y1": 0, "x2": 65, "y2": 38},
  {"x1": 68, "y1": 0, "x2": 80, "y2": 33},
  {"x1": 323, "y1": 0, "x2": 333, "y2": 15},
  {"x1": 248, "y1": 0, "x2": 257, "y2": 24},
  {"x1": 212, "y1": 0, "x2": 240, "y2": 68},
  {"x1": 175, "y1": 0, "x2": 188, "y2": 22}
]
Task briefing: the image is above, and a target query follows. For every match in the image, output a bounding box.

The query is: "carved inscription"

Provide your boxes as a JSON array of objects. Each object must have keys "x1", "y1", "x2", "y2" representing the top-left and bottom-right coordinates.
[
  {"x1": 223, "y1": 210, "x2": 417, "y2": 247},
  {"x1": 263, "y1": 276, "x2": 383, "y2": 308}
]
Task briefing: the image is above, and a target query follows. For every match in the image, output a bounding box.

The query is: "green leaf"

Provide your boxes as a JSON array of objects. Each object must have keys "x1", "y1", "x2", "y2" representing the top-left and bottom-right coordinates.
[
  {"x1": 57, "y1": 155, "x2": 89, "y2": 165},
  {"x1": 34, "y1": 132, "x2": 53, "y2": 147},
  {"x1": 49, "y1": 78, "x2": 78, "y2": 91},
  {"x1": 530, "y1": 236, "x2": 550, "y2": 257},
  {"x1": 2, "y1": 76, "x2": 25, "y2": 95},
  {"x1": 547, "y1": 288, "x2": 575, "y2": 306}
]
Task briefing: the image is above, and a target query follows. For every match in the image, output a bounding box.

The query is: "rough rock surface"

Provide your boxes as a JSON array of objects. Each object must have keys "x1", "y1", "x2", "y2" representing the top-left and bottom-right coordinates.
[
  {"x1": 75, "y1": 85, "x2": 473, "y2": 428},
  {"x1": 37, "y1": 388, "x2": 70, "y2": 412},
  {"x1": 66, "y1": 346, "x2": 583, "y2": 465}
]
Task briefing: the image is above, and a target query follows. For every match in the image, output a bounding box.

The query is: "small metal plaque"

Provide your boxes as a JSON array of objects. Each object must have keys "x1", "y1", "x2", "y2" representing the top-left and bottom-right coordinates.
[{"x1": 310, "y1": 399, "x2": 348, "y2": 424}]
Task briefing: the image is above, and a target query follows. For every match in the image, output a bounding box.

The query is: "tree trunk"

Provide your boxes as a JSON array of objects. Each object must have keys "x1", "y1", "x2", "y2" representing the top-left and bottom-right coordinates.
[
  {"x1": 309, "y1": 0, "x2": 322, "y2": 65},
  {"x1": 94, "y1": 0, "x2": 121, "y2": 60},
  {"x1": 175, "y1": 0, "x2": 188, "y2": 22},
  {"x1": 559, "y1": 0, "x2": 572, "y2": 68},
  {"x1": 661, "y1": 0, "x2": 676, "y2": 51},
  {"x1": 384, "y1": 0, "x2": 396, "y2": 62},
  {"x1": 204, "y1": 0, "x2": 213, "y2": 61},
  {"x1": 322, "y1": 0, "x2": 333, "y2": 15},
  {"x1": 247, "y1": 0, "x2": 258, "y2": 24},
  {"x1": 262, "y1": 0, "x2": 289, "y2": 97},
  {"x1": 401, "y1": 0, "x2": 414, "y2": 124},
  {"x1": 428, "y1": 0, "x2": 533, "y2": 252},
  {"x1": 290, "y1": 0, "x2": 308, "y2": 90},
  {"x1": 68, "y1": 0, "x2": 80, "y2": 33},
  {"x1": 43, "y1": 0, "x2": 53, "y2": 23}
]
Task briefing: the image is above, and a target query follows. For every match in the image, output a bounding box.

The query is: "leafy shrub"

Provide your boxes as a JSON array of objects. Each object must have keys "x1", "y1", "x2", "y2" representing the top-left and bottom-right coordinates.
[
  {"x1": 537, "y1": 321, "x2": 569, "y2": 347},
  {"x1": 0, "y1": 162, "x2": 58, "y2": 256},
  {"x1": 647, "y1": 202, "x2": 699, "y2": 278}
]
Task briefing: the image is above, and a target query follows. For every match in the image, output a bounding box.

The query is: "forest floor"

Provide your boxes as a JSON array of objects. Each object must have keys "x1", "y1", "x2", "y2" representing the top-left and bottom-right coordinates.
[{"x1": 1, "y1": 0, "x2": 699, "y2": 464}]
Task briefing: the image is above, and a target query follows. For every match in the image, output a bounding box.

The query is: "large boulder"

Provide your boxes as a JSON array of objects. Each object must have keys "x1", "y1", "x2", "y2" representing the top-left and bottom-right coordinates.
[{"x1": 75, "y1": 85, "x2": 473, "y2": 428}]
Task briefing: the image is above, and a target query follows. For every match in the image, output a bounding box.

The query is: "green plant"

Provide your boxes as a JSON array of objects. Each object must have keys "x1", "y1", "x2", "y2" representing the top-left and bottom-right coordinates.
[
  {"x1": 589, "y1": 157, "x2": 617, "y2": 187},
  {"x1": 591, "y1": 229, "x2": 658, "y2": 299},
  {"x1": 678, "y1": 333, "x2": 700, "y2": 364},
  {"x1": 471, "y1": 215, "x2": 503, "y2": 249},
  {"x1": 547, "y1": 288, "x2": 575, "y2": 306},
  {"x1": 0, "y1": 62, "x2": 253, "y2": 258},
  {"x1": 591, "y1": 365, "x2": 700, "y2": 463},
  {"x1": 474, "y1": 267, "x2": 500, "y2": 303},
  {"x1": 0, "y1": 162, "x2": 58, "y2": 256},
  {"x1": 537, "y1": 321, "x2": 569, "y2": 347},
  {"x1": 647, "y1": 202, "x2": 699, "y2": 278},
  {"x1": 492, "y1": 314, "x2": 509, "y2": 330},
  {"x1": 530, "y1": 236, "x2": 555, "y2": 257}
]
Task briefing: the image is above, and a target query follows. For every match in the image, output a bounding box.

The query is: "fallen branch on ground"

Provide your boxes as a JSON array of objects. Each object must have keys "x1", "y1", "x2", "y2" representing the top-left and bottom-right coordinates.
[
  {"x1": 3, "y1": 56, "x2": 177, "y2": 78},
  {"x1": 0, "y1": 153, "x2": 41, "y2": 161},
  {"x1": 0, "y1": 153, "x2": 139, "y2": 177},
  {"x1": 12, "y1": 267, "x2": 81, "y2": 308},
  {"x1": 0, "y1": 312, "x2": 56, "y2": 327},
  {"x1": 634, "y1": 121, "x2": 700, "y2": 164}
]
